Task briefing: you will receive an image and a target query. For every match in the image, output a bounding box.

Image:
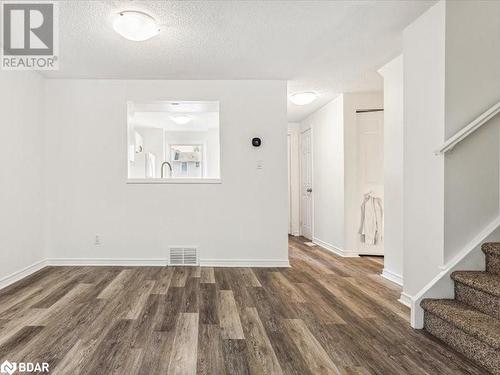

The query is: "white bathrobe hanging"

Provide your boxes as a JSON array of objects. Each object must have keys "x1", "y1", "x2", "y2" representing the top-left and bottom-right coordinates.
[{"x1": 359, "y1": 194, "x2": 383, "y2": 245}]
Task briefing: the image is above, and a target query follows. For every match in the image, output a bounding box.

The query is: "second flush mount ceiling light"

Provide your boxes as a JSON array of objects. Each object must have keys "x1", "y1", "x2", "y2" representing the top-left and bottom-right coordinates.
[
  {"x1": 113, "y1": 11, "x2": 161, "y2": 41},
  {"x1": 170, "y1": 115, "x2": 192, "y2": 125},
  {"x1": 289, "y1": 91, "x2": 318, "y2": 106}
]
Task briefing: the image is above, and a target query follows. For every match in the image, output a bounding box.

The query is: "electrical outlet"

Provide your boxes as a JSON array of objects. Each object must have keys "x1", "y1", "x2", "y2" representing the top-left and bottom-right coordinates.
[{"x1": 94, "y1": 235, "x2": 101, "y2": 246}]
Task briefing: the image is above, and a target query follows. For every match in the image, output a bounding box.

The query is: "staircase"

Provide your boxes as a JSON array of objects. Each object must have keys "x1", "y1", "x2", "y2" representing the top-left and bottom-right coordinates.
[{"x1": 421, "y1": 243, "x2": 500, "y2": 374}]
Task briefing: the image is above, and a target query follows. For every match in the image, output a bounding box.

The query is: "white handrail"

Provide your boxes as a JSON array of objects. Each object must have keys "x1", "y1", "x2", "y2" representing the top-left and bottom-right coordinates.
[{"x1": 435, "y1": 101, "x2": 500, "y2": 155}]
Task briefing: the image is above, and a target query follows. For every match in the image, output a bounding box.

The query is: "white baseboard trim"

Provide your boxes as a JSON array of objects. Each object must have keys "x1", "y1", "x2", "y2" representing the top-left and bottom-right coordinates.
[
  {"x1": 48, "y1": 258, "x2": 289, "y2": 268},
  {"x1": 47, "y1": 258, "x2": 168, "y2": 266},
  {"x1": 381, "y1": 269, "x2": 403, "y2": 286},
  {"x1": 199, "y1": 259, "x2": 290, "y2": 267},
  {"x1": 398, "y1": 292, "x2": 412, "y2": 308},
  {"x1": 313, "y1": 237, "x2": 359, "y2": 257},
  {"x1": 0, "y1": 259, "x2": 48, "y2": 290}
]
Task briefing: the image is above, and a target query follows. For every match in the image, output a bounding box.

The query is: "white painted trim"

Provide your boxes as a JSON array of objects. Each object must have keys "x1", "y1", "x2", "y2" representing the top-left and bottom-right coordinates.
[
  {"x1": 381, "y1": 268, "x2": 403, "y2": 286},
  {"x1": 398, "y1": 292, "x2": 412, "y2": 308},
  {"x1": 47, "y1": 258, "x2": 289, "y2": 268},
  {"x1": 48, "y1": 258, "x2": 168, "y2": 266},
  {"x1": 410, "y1": 214, "x2": 500, "y2": 328},
  {"x1": 435, "y1": 101, "x2": 500, "y2": 155},
  {"x1": 199, "y1": 259, "x2": 290, "y2": 267},
  {"x1": 0, "y1": 260, "x2": 48, "y2": 290},
  {"x1": 313, "y1": 237, "x2": 359, "y2": 258}
]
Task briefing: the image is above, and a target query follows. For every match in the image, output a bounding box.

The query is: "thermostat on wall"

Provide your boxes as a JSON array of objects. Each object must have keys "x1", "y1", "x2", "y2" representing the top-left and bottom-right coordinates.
[{"x1": 252, "y1": 137, "x2": 262, "y2": 147}]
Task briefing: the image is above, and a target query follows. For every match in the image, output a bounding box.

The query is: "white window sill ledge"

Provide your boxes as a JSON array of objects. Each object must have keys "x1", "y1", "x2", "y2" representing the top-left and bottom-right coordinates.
[{"x1": 127, "y1": 178, "x2": 222, "y2": 185}]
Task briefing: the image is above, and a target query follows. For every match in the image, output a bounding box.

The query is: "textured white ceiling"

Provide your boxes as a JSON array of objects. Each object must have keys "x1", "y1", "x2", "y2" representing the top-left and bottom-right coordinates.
[{"x1": 44, "y1": 0, "x2": 434, "y2": 121}]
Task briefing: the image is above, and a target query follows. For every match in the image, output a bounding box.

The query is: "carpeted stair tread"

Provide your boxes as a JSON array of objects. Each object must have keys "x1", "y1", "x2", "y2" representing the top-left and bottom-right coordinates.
[
  {"x1": 421, "y1": 299, "x2": 500, "y2": 349},
  {"x1": 451, "y1": 271, "x2": 500, "y2": 297},
  {"x1": 483, "y1": 242, "x2": 500, "y2": 256}
]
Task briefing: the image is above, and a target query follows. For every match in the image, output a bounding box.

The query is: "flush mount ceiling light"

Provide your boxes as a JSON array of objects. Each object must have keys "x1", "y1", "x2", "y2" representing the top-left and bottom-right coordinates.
[
  {"x1": 289, "y1": 91, "x2": 318, "y2": 106},
  {"x1": 170, "y1": 115, "x2": 192, "y2": 125},
  {"x1": 113, "y1": 11, "x2": 160, "y2": 41}
]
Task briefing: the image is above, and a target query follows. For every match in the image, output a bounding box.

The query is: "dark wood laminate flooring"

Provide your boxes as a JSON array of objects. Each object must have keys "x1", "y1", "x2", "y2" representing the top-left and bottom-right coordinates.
[{"x1": 0, "y1": 237, "x2": 486, "y2": 374}]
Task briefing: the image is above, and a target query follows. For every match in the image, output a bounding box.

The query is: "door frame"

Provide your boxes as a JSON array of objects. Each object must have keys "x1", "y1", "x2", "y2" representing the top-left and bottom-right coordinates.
[{"x1": 299, "y1": 127, "x2": 314, "y2": 240}]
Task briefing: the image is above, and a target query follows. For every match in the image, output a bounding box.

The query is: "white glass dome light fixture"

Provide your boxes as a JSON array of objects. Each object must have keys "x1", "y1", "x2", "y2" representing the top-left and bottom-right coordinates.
[
  {"x1": 113, "y1": 11, "x2": 161, "y2": 42},
  {"x1": 289, "y1": 91, "x2": 318, "y2": 106},
  {"x1": 170, "y1": 115, "x2": 192, "y2": 125}
]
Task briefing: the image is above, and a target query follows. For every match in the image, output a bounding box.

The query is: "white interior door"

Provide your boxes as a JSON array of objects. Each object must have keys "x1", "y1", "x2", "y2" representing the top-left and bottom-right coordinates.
[
  {"x1": 300, "y1": 129, "x2": 313, "y2": 240},
  {"x1": 357, "y1": 110, "x2": 384, "y2": 255},
  {"x1": 288, "y1": 134, "x2": 292, "y2": 234}
]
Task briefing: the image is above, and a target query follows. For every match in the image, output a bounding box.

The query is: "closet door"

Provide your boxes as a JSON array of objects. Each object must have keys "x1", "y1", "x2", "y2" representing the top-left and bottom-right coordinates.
[{"x1": 357, "y1": 111, "x2": 384, "y2": 255}]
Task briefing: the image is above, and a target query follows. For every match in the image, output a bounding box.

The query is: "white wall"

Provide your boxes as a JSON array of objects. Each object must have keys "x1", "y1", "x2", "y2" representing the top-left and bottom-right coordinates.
[
  {"x1": 443, "y1": 0, "x2": 500, "y2": 263},
  {"x1": 300, "y1": 96, "x2": 345, "y2": 252},
  {"x1": 402, "y1": 0, "x2": 446, "y2": 302},
  {"x1": 288, "y1": 123, "x2": 300, "y2": 236},
  {"x1": 379, "y1": 55, "x2": 404, "y2": 285},
  {"x1": 43, "y1": 80, "x2": 289, "y2": 265},
  {"x1": 0, "y1": 70, "x2": 46, "y2": 284},
  {"x1": 403, "y1": 0, "x2": 500, "y2": 327}
]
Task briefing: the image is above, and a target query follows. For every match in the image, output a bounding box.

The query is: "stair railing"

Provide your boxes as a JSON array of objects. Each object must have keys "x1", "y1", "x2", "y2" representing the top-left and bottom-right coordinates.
[{"x1": 435, "y1": 101, "x2": 500, "y2": 155}]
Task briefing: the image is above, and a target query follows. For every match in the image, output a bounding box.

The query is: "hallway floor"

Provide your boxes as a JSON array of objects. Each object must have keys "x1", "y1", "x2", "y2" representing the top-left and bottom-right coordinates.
[{"x1": 0, "y1": 237, "x2": 485, "y2": 374}]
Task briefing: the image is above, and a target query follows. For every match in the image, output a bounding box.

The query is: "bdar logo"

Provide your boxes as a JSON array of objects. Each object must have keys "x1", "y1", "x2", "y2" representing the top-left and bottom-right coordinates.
[
  {"x1": 0, "y1": 360, "x2": 17, "y2": 375},
  {"x1": 0, "y1": 360, "x2": 48, "y2": 374}
]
